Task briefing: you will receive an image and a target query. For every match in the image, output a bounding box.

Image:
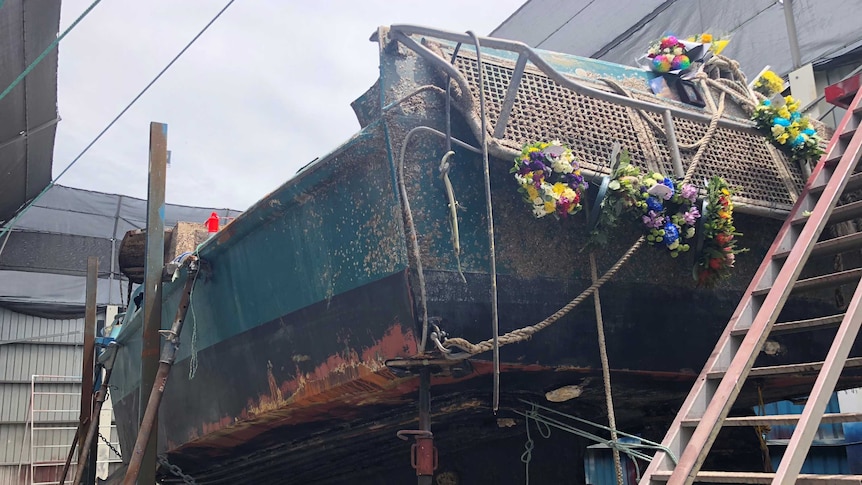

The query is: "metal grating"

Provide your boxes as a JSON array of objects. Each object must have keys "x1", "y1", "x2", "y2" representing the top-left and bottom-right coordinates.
[
  {"x1": 456, "y1": 56, "x2": 652, "y2": 174},
  {"x1": 646, "y1": 113, "x2": 806, "y2": 208},
  {"x1": 453, "y1": 52, "x2": 805, "y2": 211}
]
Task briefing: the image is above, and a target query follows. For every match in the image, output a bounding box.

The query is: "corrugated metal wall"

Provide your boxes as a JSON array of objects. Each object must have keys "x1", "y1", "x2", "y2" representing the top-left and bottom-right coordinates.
[{"x1": 0, "y1": 306, "x2": 122, "y2": 484}]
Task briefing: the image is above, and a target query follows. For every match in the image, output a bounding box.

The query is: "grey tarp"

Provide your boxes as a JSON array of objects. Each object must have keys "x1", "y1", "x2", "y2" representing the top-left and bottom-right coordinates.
[
  {"x1": 0, "y1": 185, "x2": 240, "y2": 317},
  {"x1": 492, "y1": 0, "x2": 862, "y2": 79},
  {"x1": 0, "y1": 0, "x2": 61, "y2": 225}
]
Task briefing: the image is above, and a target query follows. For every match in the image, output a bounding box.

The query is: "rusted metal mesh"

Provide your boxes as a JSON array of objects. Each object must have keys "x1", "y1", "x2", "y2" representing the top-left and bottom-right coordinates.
[{"x1": 451, "y1": 52, "x2": 806, "y2": 212}]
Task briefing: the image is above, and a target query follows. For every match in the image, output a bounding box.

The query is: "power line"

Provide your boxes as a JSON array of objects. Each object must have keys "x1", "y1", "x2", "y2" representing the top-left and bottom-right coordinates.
[{"x1": 0, "y1": 0, "x2": 238, "y2": 251}]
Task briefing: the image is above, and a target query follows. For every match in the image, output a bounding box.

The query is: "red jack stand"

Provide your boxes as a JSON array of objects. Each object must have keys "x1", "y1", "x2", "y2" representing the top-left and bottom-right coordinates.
[{"x1": 397, "y1": 368, "x2": 438, "y2": 484}]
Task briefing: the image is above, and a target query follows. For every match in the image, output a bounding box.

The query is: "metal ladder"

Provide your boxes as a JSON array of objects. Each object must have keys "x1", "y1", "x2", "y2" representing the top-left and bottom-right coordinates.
[{"x1": 640, "y1": 86, "x2": 862, "y2": 484}]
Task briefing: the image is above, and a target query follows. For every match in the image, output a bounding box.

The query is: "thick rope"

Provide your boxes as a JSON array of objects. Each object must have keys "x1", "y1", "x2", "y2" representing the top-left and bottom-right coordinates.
[
  {"x1": 590, "y1": 251, "x2": 623, "y2": 484},
  {"x1": 444, "y1": 237, "x2": 645, "y2": 355}
]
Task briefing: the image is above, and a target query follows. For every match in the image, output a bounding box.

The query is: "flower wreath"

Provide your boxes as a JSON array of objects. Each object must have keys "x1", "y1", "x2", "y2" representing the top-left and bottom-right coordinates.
[
  {"x1": 511, "y1": 141, "x2": 587, "y2": 219},
  {"x1": 590, "y1": 151, "x2": 700, "y2": 257},
  {"x1": 752, "y1": 94, "x2": 824, "y2": 163},
  {"x1": 695, "y1": 177, "x2": 747, "y2": 287}
]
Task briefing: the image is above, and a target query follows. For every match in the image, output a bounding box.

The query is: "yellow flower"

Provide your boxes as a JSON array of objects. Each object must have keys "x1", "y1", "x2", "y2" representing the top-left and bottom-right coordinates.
[
  {"x1": 525, "y1": 185, "x2": 539, "y2": 200},
  {"x1": 544, "y1": 201, "x2": 556, "y2": 213},
  {"x1": 771, "y1": 125, "x2": 785, "y2": 137},
  {"x1": 562, "y1": 188, "x2": 577, "y2": 201},
  {"x1": 777, "y1": 133, "x2": 790, "y2": 144},
  {"x1": 755, "y1": 71, "x2": 784, "y2": 96},
  {"x1": 778, "y1": 107, "x2": 791, "y2": 119},
  {"x1": 701, "y1": 33, "x2": 713, "y2": 43},
  {"x1": 721, "y1": 188, "x2": 730, "y2": 196},
  {"x1": 552, "y1": 182, "x2": 566, "y2": 195},
  {"x1": 527, "y1": 147, "x2": 539, "y2": 153},
  {"x1": 718, "y1": 211, "x2": 730, "y2": 219}
]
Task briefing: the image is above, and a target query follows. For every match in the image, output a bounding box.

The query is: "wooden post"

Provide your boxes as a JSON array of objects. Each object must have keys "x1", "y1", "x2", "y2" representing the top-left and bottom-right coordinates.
[
  {"x1": 78, "y1": 256, "x2": 98, "y2": 484},
  {"x1": 141, "y1": 122, "x2": 167, "y2": 484}
]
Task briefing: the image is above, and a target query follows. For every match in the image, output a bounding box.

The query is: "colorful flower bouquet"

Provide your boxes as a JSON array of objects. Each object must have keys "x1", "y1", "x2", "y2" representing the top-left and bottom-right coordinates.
[
  {"x1": 647, "y1": 35, "x2": 690, "y2": 74},
  {"x1": 752, "y1": 94, "x2": 824, "y2": 163},
  {"x1": 695, "y1": 177, "x2": 747, "y2": 287},
  {"x1": 752, "y1": 70, "x2": 784, "y2": 97},
  {"x1": 590, "y1": 151, "x2": 700, "y2": 257},
  {"x1": 511, "y1": 141, "x2": 587, "y2": 219},
  {"x1": 645, "y1": 32, "x2": 728, "y2": 74}
]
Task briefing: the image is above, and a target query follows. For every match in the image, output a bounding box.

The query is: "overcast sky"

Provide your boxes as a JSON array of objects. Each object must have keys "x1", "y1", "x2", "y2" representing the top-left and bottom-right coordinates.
[{"x1": 55, "y1": 0, "x2": 526, "y2": 211}]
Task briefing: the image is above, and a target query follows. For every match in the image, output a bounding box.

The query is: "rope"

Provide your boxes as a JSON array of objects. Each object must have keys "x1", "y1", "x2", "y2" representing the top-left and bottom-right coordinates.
[
  {"x1": 0, "y1": 0, "x2": 237, "y2": 240},
  {"x1": 521, "y1": 405, "x2": 552, "y2": 485},
  {"x1": 444, "y1": 236, "x2": 645, "y2": 355},
  {"x1": 0, "y1": 0, "x2": 102, "y2": 103},
  {"x1": 397, "y1": 127, "x2": 432, "y2": 352},
  {"x1": 467, "y1": 30, "x2": 502, "y2": 413},
  {"x1": 590, "y1": 251, "x2": 623, "y2": 484},
  {"x1": 755, "y1": 386, "x2": 774, "y2": 472},
  {"x1": 187, "y1": 265, "x2": 202, "y2": 380}
]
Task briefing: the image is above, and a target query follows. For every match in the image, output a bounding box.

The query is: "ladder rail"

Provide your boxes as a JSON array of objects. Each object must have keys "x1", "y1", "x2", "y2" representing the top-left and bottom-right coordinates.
[
  {"x1": 773, "y1": 276, "x2": 862, "y2": 484},
  {"x1": 640, "y1": 87, "x2": 862, "y2": 485}
]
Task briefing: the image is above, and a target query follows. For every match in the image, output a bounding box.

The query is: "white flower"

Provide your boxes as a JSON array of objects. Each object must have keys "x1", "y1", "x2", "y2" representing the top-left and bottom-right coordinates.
[
  {"x1": 532, "y1": 197, "x2": 543, "y2": 205},
  {"x1": 551, "y1": 158, "x2": 574, "y2": 174},
  {"x1": 514, "y1": 174, "x2": 527, "y2": 185},
  {"x1": 533, "y1": 205, "x2": 548, "y2": 217}
]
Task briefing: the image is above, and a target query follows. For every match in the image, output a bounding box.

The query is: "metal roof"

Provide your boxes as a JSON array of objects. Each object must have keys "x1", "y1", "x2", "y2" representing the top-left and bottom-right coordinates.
[{"x1": 0, "y1": 0, "x2": 61, "y2": 226}]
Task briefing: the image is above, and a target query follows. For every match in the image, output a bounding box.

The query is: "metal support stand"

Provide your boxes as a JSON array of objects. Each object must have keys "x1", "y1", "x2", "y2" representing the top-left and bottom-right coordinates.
[
  {"x1": 123, "y1": 256, "x2": 199, "y2": 485},
  {"x1": 78, "y1": 257, "x2": 99, "y2": 484},
  {"x1": 397, "y1": 368, "x2": 437, "y2": 485},
  {"x1": 141, "y1": 121, "x2": 168, "y2": 485},
  {"x1": 72, "y1": 342, "x2": 119, "y2": 485}
]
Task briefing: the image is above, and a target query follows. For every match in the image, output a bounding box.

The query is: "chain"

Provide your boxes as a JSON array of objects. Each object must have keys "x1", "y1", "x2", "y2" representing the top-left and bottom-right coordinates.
[
  {"x1": 98, "y1": 432, "x2": 122, "y2": 459},
  {"x1": 158, "y1": 454, "x2": 198, "y2": 485}
]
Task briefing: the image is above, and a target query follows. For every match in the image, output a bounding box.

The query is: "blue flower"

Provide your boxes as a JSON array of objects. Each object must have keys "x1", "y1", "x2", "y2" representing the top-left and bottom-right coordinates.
[
  {"x1": 662, "y1": 177, "x2": 675, "y2": 196},
  {"x1": 790, "y1": 134, "x2": 805, "y2": 147},
  {"x1": 791, "y1": 112, "x2": 801, "y2": 121},
  {"x1": 762, "y1": 99, "x2": 771, "y2": 106},
  {"x1": 773, "y1": 117, "x2": 791, "y2": 127},
  {"x1": 803, "y1": 128, "x2": 816, "y2": 136},
  {"x1": 646, "y1": 196, "x2": 664, "y2": 212},
  {"x1": 663, "y1": 221, "x2": 680, "y2": 245}
]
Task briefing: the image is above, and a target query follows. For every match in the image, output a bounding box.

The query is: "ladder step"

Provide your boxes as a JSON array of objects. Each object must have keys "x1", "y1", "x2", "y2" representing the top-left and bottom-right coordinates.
[
  {"x1": 792, "y1": 200, "x2": 862, "y2": 226},
  {"x1": 752, "y1": 268, "x2": 862, "y2": 296},
  {"x1": 708, "y1": 357, "x2": 862, "y2": 379},
  {"x1": 732, "y1": 313, "x2": 845, "y2": 336},
  {"x1": 681, "y1": 412, "x2": 862, "y2": 427},
  {"x1": 774, "y1": 231, "x2": 862, "y2": 260},
  {"x1": 650, "y1": 471, "x2": 862, "y2": 483},
  {"x1": 809, "y1": 172, "x2": 862, "y2": 195}
]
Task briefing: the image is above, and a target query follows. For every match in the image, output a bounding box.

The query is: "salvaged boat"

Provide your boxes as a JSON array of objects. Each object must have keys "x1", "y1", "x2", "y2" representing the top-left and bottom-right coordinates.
[{"x1": 108, "y1": 26, "x2": 862, "y2": 483}]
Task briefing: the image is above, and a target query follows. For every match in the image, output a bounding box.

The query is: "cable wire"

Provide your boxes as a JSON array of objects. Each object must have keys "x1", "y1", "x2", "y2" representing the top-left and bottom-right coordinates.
[
  {"x1": 0, "y1": 0, "x2": 238, "y2": 248},
  {"x1": 0, "y1": 0, "x2": 102, "y2": 103}
]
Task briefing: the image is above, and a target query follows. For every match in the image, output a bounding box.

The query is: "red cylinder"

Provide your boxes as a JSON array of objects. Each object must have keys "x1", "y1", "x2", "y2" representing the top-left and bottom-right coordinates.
[{"x1": 205, "y1": 212, "x2": 219, "y2": 233}]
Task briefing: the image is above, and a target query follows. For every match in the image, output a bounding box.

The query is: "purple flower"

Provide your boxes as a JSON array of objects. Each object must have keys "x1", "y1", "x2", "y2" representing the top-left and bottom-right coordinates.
[
  {"x1": 642, "y1": 210, "x2": 664, "y2": 229},
  {"x1": 528, "y1": 161, "x2": 546, "y2": 172},
  {"x1": 646, "y1": 196, "x2": 664, "y2": 212},
  {"x1": 663, "y1": 221, "x2": 680, "y2": 245},
  {"x1": 681, "y1": 184, "x2": 698, "y2": 202},
  {"x1": 683, "y1": 206, "x2": 701, "y2": 225}
]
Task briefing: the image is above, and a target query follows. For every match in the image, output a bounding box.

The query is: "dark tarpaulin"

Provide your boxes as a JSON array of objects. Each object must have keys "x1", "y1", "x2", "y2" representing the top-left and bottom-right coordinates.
[
  {"x1": 0, "y1": 0, "x2": 61, "y2": 225},
  {"x1": 0, "y1": 185, "x2": 241, "y2": 318},
  {"x1": 492, "y1": 0, "x2": 862, "y2": 78}
]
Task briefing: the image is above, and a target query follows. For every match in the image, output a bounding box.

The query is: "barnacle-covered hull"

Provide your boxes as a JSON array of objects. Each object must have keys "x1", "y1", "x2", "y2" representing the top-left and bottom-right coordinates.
[{"x1": 108, "y1": 26, "x2": 860, "y2": 484}]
